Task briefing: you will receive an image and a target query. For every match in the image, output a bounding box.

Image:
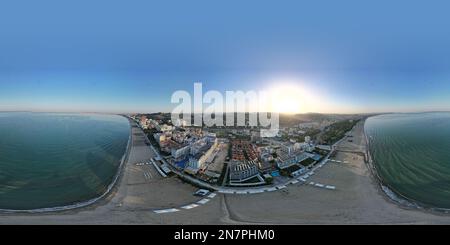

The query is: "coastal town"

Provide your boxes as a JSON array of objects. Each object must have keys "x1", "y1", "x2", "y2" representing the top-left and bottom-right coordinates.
[
  {"x1": 130, "y1": 113, "x2": 362, "y2": 196},
  {"x1": 4, "y1": 112, "x2": 450, "y2": 225},
  {"x1": 3, "y1": 0, "x2": 450, "y2": 232}
]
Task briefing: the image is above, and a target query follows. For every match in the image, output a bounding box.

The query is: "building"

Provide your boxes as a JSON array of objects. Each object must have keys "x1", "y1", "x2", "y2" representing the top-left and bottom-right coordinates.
[
  {"x1": 260, "y1": 152, "x2": 274, "y2": 163},
  {"x1": 153, "y1": 133, "x2": 167, "y2": 145},
  {"x1": 229, "y1": 161, "x2": 259, "y2": 183},
  {"x1": 305, "y1": 136, "x2": 311, "y2": 144},
  {"x1": 171, "y1": 144, "x2": 190, "y2": 161},
  {"x1": 257, "y1": 160, "x2": 274, "y2": 173},
  {"x1": 205, "y1": 132, "x2": 217, "y2": 138},
  {"x1": 184, "y1": 137, "x2": 218, "y2": 174},
  {"x1": 251, "y1": 130, "x2": 262, "y2": 143},
  {"x1": 185, "y1": 153, "x2": 205, "y2": 174},
  {"x1": 297, "y1": 142, "x2": 314, "y2": 152},
  {"x1": 174, "y1": 118, "x2": 188, "y2": 127},
  {"x1": 160, "y1": 139, "x2": 180, "y2": 154},
  {"x1": 172, "y1": 131, "x2": 187, "y2": 144},
  {"x1": 316, "y1": 145, "x2": 332, "y2": 151},
  {"x1": 277, "y1": 151, "x2": 311, "y2": 170},
  {"x1": 160, "y1": 124, "x2": 173, "y2": 133},
  {"x1": 190, "y1": 136, "x2": 218, "y2": 156},
  {"x1": 280, "y1": 142, "x2": 302, "y2": 155},
  {"x1": 140, "y1": 115, "x2": 148, "y2": 125}
]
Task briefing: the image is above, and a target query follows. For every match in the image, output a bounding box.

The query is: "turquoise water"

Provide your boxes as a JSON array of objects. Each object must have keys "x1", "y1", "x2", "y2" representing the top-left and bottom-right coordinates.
[
  {"x1": 365, "y1": 112, "x2": 450, "y2": 209},
  {"x1": 0, "y1": 113, "x2": 130, "y2": 210}
]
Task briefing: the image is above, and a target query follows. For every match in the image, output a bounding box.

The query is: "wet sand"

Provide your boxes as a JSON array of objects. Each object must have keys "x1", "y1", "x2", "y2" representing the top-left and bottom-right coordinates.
[{"x1": 2, "y1": 120, "x2": 450, "y2": 224}]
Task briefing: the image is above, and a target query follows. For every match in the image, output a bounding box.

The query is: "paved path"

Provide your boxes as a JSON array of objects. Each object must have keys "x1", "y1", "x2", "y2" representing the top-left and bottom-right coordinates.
[{"x1": 152, "y1": 192, "x2": 218, "y2": 214}]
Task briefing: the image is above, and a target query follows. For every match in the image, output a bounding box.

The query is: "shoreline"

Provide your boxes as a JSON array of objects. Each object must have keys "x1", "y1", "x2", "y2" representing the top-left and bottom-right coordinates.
[
  {"x1": 220, "y1": 118, "x2": 450, "y2": 224},
  {"x1": 0, "y1": 115, "x2": 133, "y2": 214},
  {"x1": 363, "y1": 115, "x2": 450, "y2": 215},
  {"x1": 1, "y1": 113, "x2": 450, "y2": 224}
]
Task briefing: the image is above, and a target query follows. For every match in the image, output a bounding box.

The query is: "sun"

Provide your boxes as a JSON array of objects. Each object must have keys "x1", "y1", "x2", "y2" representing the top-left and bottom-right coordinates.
[
  {"x1": 267, "y1": 83, "x2": 307, "y2": 114},
  {"x1": 273, "y1": 96, "x2": 302, "y2": 114}
]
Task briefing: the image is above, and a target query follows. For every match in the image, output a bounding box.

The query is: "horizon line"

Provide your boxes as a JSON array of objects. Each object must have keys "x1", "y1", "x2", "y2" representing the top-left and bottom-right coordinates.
[{"x1": 2, "y1": 110, "x2": 450, "y2": 116}]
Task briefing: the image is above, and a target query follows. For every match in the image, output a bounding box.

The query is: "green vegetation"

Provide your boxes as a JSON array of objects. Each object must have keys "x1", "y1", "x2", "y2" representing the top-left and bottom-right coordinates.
[
  {"x1": 321, "y1": 119, "x2": 359, "y2": 145},
  {"x1": 215, "y1": 130, "x2": 227, "y2": 138},
  {"x1": 305, "y1": 128, "x2": 321, "y2": 140},
  {"x1": 217, "y1": 162, "x2": 228, "y2": 186},
  {"x1": 279, "y1": 169, "x2": 290, "y2": 177},
  {"x1": 279, "y1": 164, "x2": 303, "y2": 176},
  {"x1": 285, "y1": 164, "x2": 302, "y2": 173},
  {"x1": 299, "y1": 158, "x2": 315, "y2": 167},
  {"x1": 265, "y1": 176, "x2": 273, "y2": 185},
  {"x1": 313, "y1": 149, "x2": 329, "y2": 156},
  {"x1": 143, "y1": 128, "x2": 158, "y2": 135}
]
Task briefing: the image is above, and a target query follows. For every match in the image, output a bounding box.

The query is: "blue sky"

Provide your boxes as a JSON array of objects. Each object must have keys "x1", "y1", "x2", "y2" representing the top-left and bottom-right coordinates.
[{"x1": 1, "y1": 0, "x2": 450, "y2": 113}]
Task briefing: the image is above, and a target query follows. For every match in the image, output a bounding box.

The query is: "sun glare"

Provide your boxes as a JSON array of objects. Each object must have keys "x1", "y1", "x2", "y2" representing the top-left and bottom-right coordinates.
[{"x1": 268, "y1": 83, "x2": 307, "y2": 114}]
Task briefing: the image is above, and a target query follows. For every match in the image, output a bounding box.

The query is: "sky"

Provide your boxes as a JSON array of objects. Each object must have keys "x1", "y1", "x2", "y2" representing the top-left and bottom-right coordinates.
[{"x1": 1, "y1": 0, "x2": 450, "y2": 114}]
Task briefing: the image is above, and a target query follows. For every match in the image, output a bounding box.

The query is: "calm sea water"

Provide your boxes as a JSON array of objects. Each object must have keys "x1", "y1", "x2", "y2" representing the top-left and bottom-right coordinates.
[
  {"x1": 365, "y1": 112, "x2": 450, "y2": 209},
  {"x1": 0, "y1": 112, "x2": 130, "y2": 210}
]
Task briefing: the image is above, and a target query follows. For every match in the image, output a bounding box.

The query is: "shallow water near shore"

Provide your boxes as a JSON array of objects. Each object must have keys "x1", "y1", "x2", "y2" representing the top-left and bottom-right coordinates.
[
  {"x1": 365, "y1": 112, "x2": 450, "y2": 209},
  {"x1": 0, "y1": 112, "x2": 130, "y2": 210}
]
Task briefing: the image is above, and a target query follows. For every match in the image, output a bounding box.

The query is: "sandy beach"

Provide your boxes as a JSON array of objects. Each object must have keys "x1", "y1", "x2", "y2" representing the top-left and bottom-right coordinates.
[
  {"x1": 222, "y1": 120, "x2": 450, "y2": 224},
  {"x1": 1, "y1": 120, "x2": 450, "y2": 224},
  {"x1": 0, "y1": 121, "x2": 222, "y2": 224}
]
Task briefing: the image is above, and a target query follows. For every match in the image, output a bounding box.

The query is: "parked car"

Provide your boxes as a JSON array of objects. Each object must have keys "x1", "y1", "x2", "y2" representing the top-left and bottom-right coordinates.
[{"x1": 193, "y1": 189, "x2": 210, "y2": 197}]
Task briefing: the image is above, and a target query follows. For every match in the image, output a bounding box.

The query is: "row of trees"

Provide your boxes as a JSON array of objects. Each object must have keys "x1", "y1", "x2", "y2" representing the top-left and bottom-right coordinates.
[{"x1": 321, "y1": 119, "x2": 359, "y2": 145}]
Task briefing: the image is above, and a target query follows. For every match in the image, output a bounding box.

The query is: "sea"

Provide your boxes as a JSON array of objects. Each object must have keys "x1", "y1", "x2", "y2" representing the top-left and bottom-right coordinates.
[
  {"x1": 0, "y1": 112, "x2": 130, "y2": 211},
  {"x1": 365, "y1": 112, "x2": 450, "y2": 209}
]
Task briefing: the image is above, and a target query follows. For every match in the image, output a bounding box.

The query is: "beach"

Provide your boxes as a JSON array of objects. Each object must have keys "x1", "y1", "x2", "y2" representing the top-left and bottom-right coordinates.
[
  {"x1": 221, "y1": 120, "x2": 450, "y2": 224},
  {"x1": 1, "y1": 119, "x2": 450, "y2": 224},
  {"x1": 0, "y1": 120, "x2": 223, "y2": 224}
]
